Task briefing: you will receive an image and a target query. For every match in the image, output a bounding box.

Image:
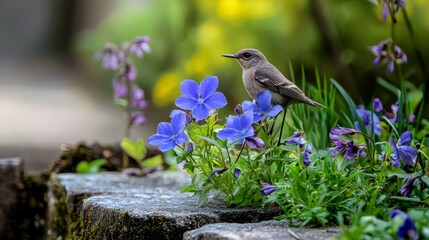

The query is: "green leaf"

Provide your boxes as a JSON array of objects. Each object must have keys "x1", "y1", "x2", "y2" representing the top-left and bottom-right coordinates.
[
  {"x1": 421, "y1": 176, "x2": 429, "y2": 187},
  {"x1": 331, "y1": 78, "x2": 356, "y2": 117},
  {"x1": 142, "y1": 154, "x2": 163, "y2": 167},
  {"x1": 76, "y1": 161, "x2": 90, "y2": 173},
  {"x1": 121, "y1": 137, "x2": 147, "y2": 161},
  {"x1": 76, "y1": 159, "x2": 107, "y2": 174},
  {"x1": 180, "y1": 184, "x2": 196, "y2": 193},
  {"x1": 198, "y1": 190, "x2": 209, "y2": 206}
]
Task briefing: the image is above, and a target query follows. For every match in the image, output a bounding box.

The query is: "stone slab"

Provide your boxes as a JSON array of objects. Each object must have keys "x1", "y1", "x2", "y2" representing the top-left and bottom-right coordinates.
[
  {"x1": 183, "y1": 220, "x2": 340, "y2": 240},
  {"x1": 48, "y1": 171, "x2": 283, "y2": 239}
]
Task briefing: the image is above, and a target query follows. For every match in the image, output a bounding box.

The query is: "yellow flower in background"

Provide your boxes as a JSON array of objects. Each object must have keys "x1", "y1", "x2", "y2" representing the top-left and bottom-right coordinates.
[
  {"x1": 217, "y1": 0, "x2": 275, "y2": 21},
  {"x1": 185, "y1": 52, "x2": 210, "y2": 79},
  {"x1": 152, "y1": 72, "x2": 181, "y2": 107}
]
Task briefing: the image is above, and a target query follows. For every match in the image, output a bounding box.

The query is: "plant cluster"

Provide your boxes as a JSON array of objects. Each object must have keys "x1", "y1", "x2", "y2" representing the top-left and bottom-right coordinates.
[{"x1": 147, "y1": 2, "x2": 429, "y2": 238}]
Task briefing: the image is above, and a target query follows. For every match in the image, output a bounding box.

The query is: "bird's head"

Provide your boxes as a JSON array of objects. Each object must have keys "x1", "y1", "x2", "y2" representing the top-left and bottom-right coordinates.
[{"x1": 222, "y1": 48, "x2": 267, "y2": 69}]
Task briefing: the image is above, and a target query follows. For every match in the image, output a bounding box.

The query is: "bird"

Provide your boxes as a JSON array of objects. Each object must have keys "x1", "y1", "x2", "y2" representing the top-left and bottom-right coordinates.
[
  {"x1": 222, "y1": 48, "x2": 324, "y2": 145},
  {"x1": 221, "y1": 48, "x2": 325, "y2": 108}
]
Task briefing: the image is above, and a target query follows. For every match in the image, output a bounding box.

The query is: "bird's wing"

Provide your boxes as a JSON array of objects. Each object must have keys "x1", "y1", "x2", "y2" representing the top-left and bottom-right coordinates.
[{"x1": 254, "y1": 66, "x2": 309, "y2": 103}]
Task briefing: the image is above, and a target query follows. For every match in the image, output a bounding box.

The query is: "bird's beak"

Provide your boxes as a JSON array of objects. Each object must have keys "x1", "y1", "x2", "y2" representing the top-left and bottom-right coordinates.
[{"x1": 221, "y1": 54, "x2": 237, "y2": 59}]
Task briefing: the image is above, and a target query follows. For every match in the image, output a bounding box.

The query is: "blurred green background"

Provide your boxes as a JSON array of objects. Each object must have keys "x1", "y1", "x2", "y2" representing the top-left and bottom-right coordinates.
[
  {"x1": 1, "y1": 0, "x2": 428, "y2": 170},
  {"x1": 77, "y1": 0, "x2": 429, "y2": 108}
]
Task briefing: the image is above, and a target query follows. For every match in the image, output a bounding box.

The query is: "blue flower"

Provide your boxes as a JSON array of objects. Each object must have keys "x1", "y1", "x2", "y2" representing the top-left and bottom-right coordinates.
[
  {"x1": 234, "y1": 168, "x2": 241, "y2": 178},
  {"x1": 242, "y1": 90, "x2": 283, "y2": 122},
  {"x1": 390, "y1": 210, "x2": 418, "y2": 240},
  {"x1": 175, "y1": 76, "x2": 227, "y2": 121},
  {"x1": 354, "y1": 105, "x2": 382, "y2": 136},
  {"x1": 286, "y1": 131, "x2": 307, "y2": 148},
  {"x1": 148, "y1": 112, "x2": 189, "y2": 152},
  {"x1": 389, "y1": 131, "x2": 418, "y2": 167},
  {"x1": 303, "y1": 144, "x2": 312, "y2": 166},
  {"x1": 260, "y1": 182, "x2": 277, "y2": 195},
  {"x1": 217, "y1": 111, "x2": 254, "y2": 145},
  {"x1": 400, "y1": 176, "x2": 418, "y2": 196}
]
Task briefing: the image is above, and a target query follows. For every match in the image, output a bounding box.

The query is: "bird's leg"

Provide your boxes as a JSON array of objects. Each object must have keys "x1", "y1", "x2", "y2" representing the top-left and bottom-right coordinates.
[
  {"x1": 277, "y1": 109, "x2": 287, "y2": 146},
  {"x1": 268, "y1": 114, "x2": 279, "y2": 136}
]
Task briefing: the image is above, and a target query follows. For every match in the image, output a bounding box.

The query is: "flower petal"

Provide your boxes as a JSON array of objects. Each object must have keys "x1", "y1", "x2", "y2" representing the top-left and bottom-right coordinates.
[
  {"x1": 159, "y1": 140, "x2": 176, "y2": 152},
  {"x1": 175, "y1": 96, "x2": 197, "y2": 111},
  {"x1": 240, "y1": 111, "x2": 254, "y2": 130},
  {"x1": 148, "y1": 134, "x2": 171, "y2": 146},
  {"x1": 217, "y1": 128, "x2": 240, "y2": 141},
  {"x1": 267, "y1": 105, "x2": 283, "y2": 117},
  {"x1": 175, "y1": 132, "x2": 189, "y2": 145},
  {"x1": 399, "y1": 131, "x2": 413, "y2": 146},
  {"x1": 180, "y1": 80, "x2": 199, "y2": 99},
  {"x1": 171, "y1": 112, "x2": 186, "y2": 135},
  {"x1": 257, "y1": 90, "x2": 271, "y2": 112},
  {"x1": 199, "y1": 76, "x2": 218, "y2": 99},
  {"x1": 192, "y1": 103, "x2": 210, "y2": 121},
  {"x1": 225, "y1": 115, "x2": 242, "y2": 130},
  {"x1": 157, "y1": 122, "x2": 173, "y2": 136},
  {"x1": 204, "y1": 92, "x2": 227, "y2": 109},
  {"x1": 398, "y1": 145, "x2": 418, "y2": 165}
]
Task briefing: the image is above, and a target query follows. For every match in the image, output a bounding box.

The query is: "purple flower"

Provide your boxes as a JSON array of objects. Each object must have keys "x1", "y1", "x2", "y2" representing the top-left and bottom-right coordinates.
[
  {"x1": 170, "y1": 110, "x2": 193, "y2": 124},
  {"x1": 260, "y1": 182, "x2": 277, "y2": 195},
  {"x1": 389, "y1": 101, "x2": 414, "y2": 123},
  {"x1": 242, "y1": 90, "x2": 283, "y2": 122},
  {"x1": 175, "y1": 76, "x2": 227, "y2": 121},
  {"x1": 124, "y1": 63, "x2": 137, "y2": 81},
  {"x1": 389, "y1": 131, "x2": 418, "y2": 167},
  {"x1": 217, "y1": 111, "x2": 254, "y2": 145},
  {"x1": 131, "y1": 111, "x2": 146, "y2": 126},
  {"x1": 148, "y1": 112, "x2": 189, "y2": 152},
  {"x1": 400, "y1": 176, "x2": 418, "y2": 196},
  {"x1": 208, "y1": 168, "x2": 226, "y2": 179},
  {"x1": 94, "y1": 43, "x2": 124, "y2": 70},
  {"x1": 303, "y1": 144, "x2": 312, "y2": 166},
  {"x1": 370, "y1": 38, "x2": 407, "y2": 73},
  {"x1": 330, "y1": 126, "x2": 359, "y2": 135},
  {"x1": 373, "y1": 98, "x2": 383, "y2": 113},
  {"x1": 112, "y1": 78, "x2": 127, "y2": 99},
  {"x1": 382, "y1": 0, "x2": 407, "y2": 21},
  {"x1": 390, "y1": 210, "x2": 418, "y2": 240},
  {"x1": 234, "y1": 168, "x2": 241, "y2": 178},
  {"x1": 286, "y1": 131, "x2": 307, "y2": 148},
  {"x1": 129, "y1": 36, "x2": 151, "y2": 58},
  {"x1": 185, "y1": 143, "x2": 194, "y2": 153},
  {"x1": 234, "y1": 104, "x2": 243, "y2": 115},
  {"x1": 244, "y1": 136, "x2": 265, "y2": 148},
  {"x1": 354, "y1": 105, "x2": 381, "y2": 136},
  {"x1": 327, "y1": 134, "x2": 366, "y2": 163}
]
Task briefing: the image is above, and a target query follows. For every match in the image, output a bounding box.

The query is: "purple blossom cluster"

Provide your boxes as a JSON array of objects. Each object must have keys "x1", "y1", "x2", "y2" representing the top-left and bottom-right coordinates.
[
  {"x1": 327, "y1": 128, "x2": 367, "y2": 163},
  {"x1": 95, "y1": 36, "x2": 151, "y2": 127},
  {"x1": 370, "y1": 38, "x2": 407, "y2": 73}
]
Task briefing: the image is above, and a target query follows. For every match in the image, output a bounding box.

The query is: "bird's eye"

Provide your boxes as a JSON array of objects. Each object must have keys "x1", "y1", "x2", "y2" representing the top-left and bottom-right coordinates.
[{"x1": 242, "y1": 52, "x2": 252, "y2": 59}]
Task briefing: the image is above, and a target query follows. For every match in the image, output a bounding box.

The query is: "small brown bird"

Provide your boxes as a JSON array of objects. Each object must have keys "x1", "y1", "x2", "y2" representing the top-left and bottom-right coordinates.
[{"x1": 222, "y1": 48, "x2": 324, "y2": 108}]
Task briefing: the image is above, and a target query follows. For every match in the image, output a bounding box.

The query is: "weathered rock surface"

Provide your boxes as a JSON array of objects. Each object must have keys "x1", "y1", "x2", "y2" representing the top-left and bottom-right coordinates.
[
  {"x1": 183, "y1": 220, "x2": 340, "y2": 240},
  {"x1": 0, "y1": 157, "x2": 23, "y2": 239},
  {"x1": 47, "y1": 171, "x2": 283, "y2": 239}
]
